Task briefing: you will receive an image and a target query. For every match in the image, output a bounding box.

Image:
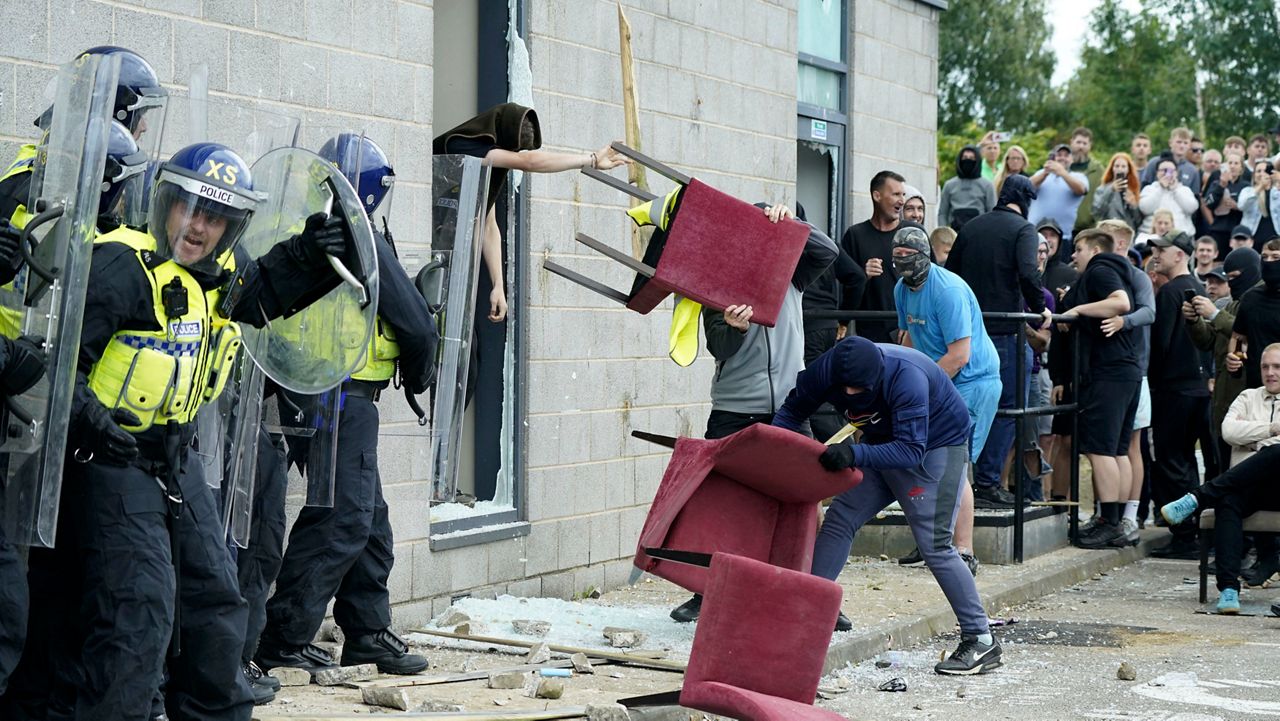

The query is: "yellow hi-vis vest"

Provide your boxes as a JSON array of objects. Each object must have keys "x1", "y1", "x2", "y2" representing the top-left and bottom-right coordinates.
[
  {"x1": 626, "y1": 186, "x2": 699, "y2": 367},
  {"x1": 349, "y1": 316, "x2": 400, "y2": 383},
  {"x1": 0, "y1": 144, "x2": 39, "y2": 340},
  {"x1": 86, "y1": 227, "x2": 242, "y2": 432}
]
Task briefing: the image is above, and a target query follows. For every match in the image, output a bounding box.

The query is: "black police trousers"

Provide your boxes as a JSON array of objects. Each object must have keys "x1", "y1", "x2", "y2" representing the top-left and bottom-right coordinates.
[
  {"x1": 63, "y1": 454, "x2": 253, "y2": 721},
  {"x1": 0, "y1": 526, "x2": 27, "y2": 695},
  {"x1": 262, "y1": 394, "x2": 393, "y2": 648},
  {"x1": 237, "y1": 428, "x2": 289, "y2": 663}
]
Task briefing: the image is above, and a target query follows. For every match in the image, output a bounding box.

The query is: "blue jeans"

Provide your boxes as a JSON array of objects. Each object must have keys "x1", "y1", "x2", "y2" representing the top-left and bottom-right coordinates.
[{"x1": 974, "y1": 334, "x2": 1032, "y2": 489}]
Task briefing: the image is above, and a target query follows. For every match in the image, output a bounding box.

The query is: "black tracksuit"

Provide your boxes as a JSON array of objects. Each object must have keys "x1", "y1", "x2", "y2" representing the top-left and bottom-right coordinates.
[{"x1": 262, "y1": 231, "x2": 437, "y2": 650}]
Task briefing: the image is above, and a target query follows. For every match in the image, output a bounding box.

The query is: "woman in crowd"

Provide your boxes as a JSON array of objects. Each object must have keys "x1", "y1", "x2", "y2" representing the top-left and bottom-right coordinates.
[
  {"x1": 993, "y1": 144, "x2": 1030, "y2": 196},
  {"x1": 1238, "y1": 159, "x2": 1279, "y2": 247},
  {"x1": 1092, "y1": 152, "x2": 1142, "y2": 229},
  {"x1": 1139, "y1": 158, "x2": 1198, "y2": 235},
  {"x1": 1137, "y1": 208, "x2": 1176, "y2": 247}
]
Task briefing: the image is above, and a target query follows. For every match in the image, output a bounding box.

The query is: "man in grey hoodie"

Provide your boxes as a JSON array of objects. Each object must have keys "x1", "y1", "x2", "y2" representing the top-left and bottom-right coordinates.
[
  {"x1": 667, "y1": 202, "x2": 838, "y2": 622},
  {"x1": 938, "y1": 145, "x2": 996, "y2": 231}
]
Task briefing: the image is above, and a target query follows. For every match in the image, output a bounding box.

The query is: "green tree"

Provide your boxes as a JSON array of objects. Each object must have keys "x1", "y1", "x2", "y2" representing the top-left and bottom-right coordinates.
[{"x1": 938, "y1": 0, "x2": 1057, "y2": 136}]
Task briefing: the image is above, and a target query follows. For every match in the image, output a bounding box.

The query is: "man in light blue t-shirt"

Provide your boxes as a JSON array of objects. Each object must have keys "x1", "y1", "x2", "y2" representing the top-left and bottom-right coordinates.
[
  {"x1": 891, "y1": 223, "x2": 1003, "y2": 574},
  {"x1": 1028, "y1": 144, "x2": 1089, "y2": 257}
]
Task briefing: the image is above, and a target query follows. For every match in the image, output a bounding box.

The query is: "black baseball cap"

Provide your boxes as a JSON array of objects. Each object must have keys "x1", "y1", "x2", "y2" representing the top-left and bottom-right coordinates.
[
  {"x1": 1051, "y1": 143, "x2": 1071, "y2": 155},
  {"x1": 1150, "y1": 230, "x2": 1195, "y2": 255},
  {"x1": 1231, "y1": 224, "x2": 1254, "y2": 240},
  {"x1": 1203, "y1": 266, "x2": 1228, "y2": 282},
  {"x1": 1035, "y1": 217, "x2": 1063, "y2": 236}
]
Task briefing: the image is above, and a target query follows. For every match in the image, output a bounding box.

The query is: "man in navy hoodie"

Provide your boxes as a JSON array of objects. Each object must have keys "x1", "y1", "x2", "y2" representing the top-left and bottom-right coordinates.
[{"x1": 772, "y1": 337, "x2": 1001, "y2": 675}]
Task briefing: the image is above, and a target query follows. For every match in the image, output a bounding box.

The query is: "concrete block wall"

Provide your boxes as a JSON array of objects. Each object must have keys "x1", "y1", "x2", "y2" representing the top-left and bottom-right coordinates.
[{"x1": 846, "y1": 0, "x2": 940, "y2": 226}]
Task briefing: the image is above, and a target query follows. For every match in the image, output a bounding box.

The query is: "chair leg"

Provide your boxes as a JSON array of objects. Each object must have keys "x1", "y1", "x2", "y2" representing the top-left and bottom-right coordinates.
[{"x1": 1199, "y1": 529, "x2": 1209, "y2": 605}]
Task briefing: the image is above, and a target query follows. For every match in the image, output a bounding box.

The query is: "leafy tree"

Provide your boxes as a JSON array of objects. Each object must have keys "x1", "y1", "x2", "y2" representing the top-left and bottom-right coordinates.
[{"x1": 938, "y1": 0, "x2": 1057, "y2": 136}]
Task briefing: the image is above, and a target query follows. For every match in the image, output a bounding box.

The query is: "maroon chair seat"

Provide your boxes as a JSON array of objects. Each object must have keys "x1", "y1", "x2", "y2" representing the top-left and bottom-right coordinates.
[
  {"x1": 634, "y1": 423, "x2": 862, "y2": 595},
  {"x1": 679, "y1": 552, "x2": 849, "y2": 721}
]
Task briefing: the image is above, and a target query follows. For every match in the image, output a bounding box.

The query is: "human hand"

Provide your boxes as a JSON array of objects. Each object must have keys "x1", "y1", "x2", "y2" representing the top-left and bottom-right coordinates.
[
  {"x1": 75, "y1": 404, "x2": 140, "y2": 467},
  {"x1": 865, "y1": 257, "x2": 884, "y2": 278},
  {"x1": 819, "y1": 443, "x2": 855, "y2": 471},
  {"x1": 488, "y1": 285, "x2": 508, "y2": 322},
  {"x1": 1190, "y1": 296, "x2": 1215, "y2": 319},
  {"x1": 593, "y1": 143, "x2": 631, "y2": 171},
  {"x1": 763, "y1": 204, "x2": 794, "y2": 224},
  {"x1": 0, "y1": 223, "x2": 21, "y2": 281},
  {"x1": 1056, "y1": 286, "x2": 1070, "y2": 302},
  {"x1": 1123, "y1": 189, "x2": 1138, "y2": 206},
  {"x1": 723, "y1": 304, "x2": 753, "y2": 331},
  {"x1": 1113, "y1": 178, "x2": 1127, "y2": 192},
  {"x1": 298, "y1": 212, "x2": 347, "y2": 260},
  {"x1": 1045, "y1": 160, "x2": 1064, "y2": 176},
  {"x1": 1051, "y1": 385, "x2": 1064, "y2": 404},
  {"x1": 836, "y1": 324, "x2": 848, "y2": 340},
  {"x1": 0, "y1": 335, "x2": 45, "y2": 397},
  {"x1": 1101, "y1": 315, "x2": 1125, "y2": 337},
  {"x1": 1039, "y1": 308, "x2": 1054, "y2": 330},
  {"x1": 1225, "y1": 352, "x2": 1244, "y2": 373}
]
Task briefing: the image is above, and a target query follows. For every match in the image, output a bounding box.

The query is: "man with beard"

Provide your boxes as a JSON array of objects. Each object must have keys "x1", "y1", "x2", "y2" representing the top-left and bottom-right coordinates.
[
  {"x1": 1068, "y1": 128, "x2": 1105, "y2": 236},
  {"x1": 938, "y1": 146, "x2": 995, "y2": 231},
  {"x1": 1029, "y1": 144, "x2": 1089, "y2": 260},
  {"x1": 840, "y1": 170, "x2": 906, "y2": 343}
]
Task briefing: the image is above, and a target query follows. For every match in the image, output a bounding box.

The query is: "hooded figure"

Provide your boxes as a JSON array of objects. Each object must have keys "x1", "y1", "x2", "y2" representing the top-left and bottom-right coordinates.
[
  {"x1": 432, "y1": 102, "x2": 542, "y2": 211},
  {"x1": 1224, "y1": 247, "x2": 1262, "y2": 300},
  {"x1": 997, "y1": 174, "x2": 1038, "y2": 218},
  {"x1": 938, "y1": 145, "x2": 996, "y2": 231}
]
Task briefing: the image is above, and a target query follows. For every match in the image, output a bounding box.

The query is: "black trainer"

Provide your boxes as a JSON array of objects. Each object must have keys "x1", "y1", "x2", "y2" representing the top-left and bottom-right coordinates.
[
  {"x1": 1149, "y1": 537, "x2": 1198, "y2": 560},
  {"x1": 973, "y1": 485, "x2": 1017, "y2": 509},
  {"x1": 670, "y1": 594, "x2": 702, "y2": 623},
  {"x1": 834, "y1": 611, "x2": 852, "y2": 632},
  {"x1": 241, "y1": 661, "x2": 276, "y2": 705},
  {"x1": 1075, "y1": 519, "x2": 1124, "y2": 549},
  {"x1": 934, "y1": 635, "x2": 1002, "y2": 675},
  {"x1": 245, "y1": 659, "x2": 280, "y2": 692},
  {"x1": 340, "y1": 628, "x2": 429, "y2": 675},
  {"x1": 897, "y1": 547, "x2": 925, "y2": 567},
  {"x1": 255, "y1": 642, "x2": 338, "y2": 676}
]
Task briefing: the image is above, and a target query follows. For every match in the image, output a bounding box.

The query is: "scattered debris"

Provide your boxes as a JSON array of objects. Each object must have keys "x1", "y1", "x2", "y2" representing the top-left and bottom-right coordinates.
[
  {"x1": 361, "y1": 686, "x2": 410, "y2": 711},
  {"x1": 414, "y1": 699, "x2": 465, "y2": 712},
  {"x1": 488, "y1": 670, "x2": 528, "y2": 689},
  {"x1": 602, "y1": 627, "x2": 646, "y2": 648},
  {"x1": 320, "y1": 623, "x2": 345, "y2": 645},
  {"x1": 878, "y1": 677, "x2": 907, "y2": 692},
  {"x1": 535, "y1": 678, "x2": 565, "y2": 699},
  {"x1": 513, "y1": 619, "x2": 552, "y2": 637},
  {"x1": 454, "y1": 622, "x2": 472, "y2": 636},
  {"x1": 1118, "y1": 662, "x2": 1137, "y2": 681},
  {"x1": 314, "y1": 663, "x2": 378, "y2": 686},
  {"x1": 586, "y1": 703, "x2": 630, "y2": 721},
  {"x1": 270, "y1": 667, "x2": 310, "y2": 687},
  {"x1": 956, "y1": 685, "x2": 967, "y2": 698},
  {"x1": 874, "y1": 660, "x2": 892, "y2": 669},
  {"x1": 540, "y1": 668, "x2": 572, "y2": 678},
  {"x1": 571, "y1": 653, "x2": 595, "y2": 674},
  {"x1": 527, "y1": 642, "x2": 552, "y2": 664},
  {"x1": 436, "y1": 608, "x2": 471, "y2": 627}
]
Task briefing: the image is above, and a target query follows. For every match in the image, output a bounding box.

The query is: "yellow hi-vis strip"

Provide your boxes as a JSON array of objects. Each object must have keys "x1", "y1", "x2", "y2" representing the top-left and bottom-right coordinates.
[
  {"x1": 824, "y1": 423, "x2": 859, "y2": 445},
  {"x1": 625, "y1": 186, "x2": 698, "y2": 367}
]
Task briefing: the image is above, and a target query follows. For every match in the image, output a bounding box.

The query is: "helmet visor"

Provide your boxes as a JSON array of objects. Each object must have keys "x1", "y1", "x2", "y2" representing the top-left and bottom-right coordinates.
[{"x1": 148, "y1": 168, "x2": 255, "y2": 274}]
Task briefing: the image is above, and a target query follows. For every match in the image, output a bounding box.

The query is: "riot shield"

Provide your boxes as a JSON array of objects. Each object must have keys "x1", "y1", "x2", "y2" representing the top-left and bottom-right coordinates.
[
  {"x1": 221, "y1": 357, "x2": 266, "y2": 547},
  {"x1": 424, "y1": 155, "x2": 490, "y2": 502},
  {"x1": 261, "y1": 387, "x2": 339, "y2": 508},
  {"x1": 0, "y1": 55, "x2": 120, "y2": 548},
  {"x1": 237, "y1": 147, "x2": 379, "y2": 395}
]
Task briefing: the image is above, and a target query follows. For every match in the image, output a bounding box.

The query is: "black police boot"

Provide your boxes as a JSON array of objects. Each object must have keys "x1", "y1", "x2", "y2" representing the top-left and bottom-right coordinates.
[
  {"x1": 241, "y1": 661, "x2": 276, "y2": 705},
  {"x1": 340, "y1": 628, "x2": 429, "y2": 675},
  {"x1": 245, "y1": 659, "x2": 281, "y2": 692},
  {"x1": 669, "y1": 594, "x2": 702, "y2": 623},
  {"x1": 834, "y1": 611, "x2": 853, "y2": 632},
  {"x1": 255, "y1": 642, "x2": 339, "y2": 676}
]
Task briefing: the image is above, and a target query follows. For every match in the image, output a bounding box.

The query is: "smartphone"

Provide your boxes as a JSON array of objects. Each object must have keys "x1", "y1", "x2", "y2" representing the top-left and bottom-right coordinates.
[
  {"x1": 1116, "y1": 172, "x2": 1127, "y2": 182},
  {"x1": 1182, "y1": 288, "x2": 1196, "y2": 304},
  {"x1": 992, "y1": 131, "x2": 1012, "y2": 143}
]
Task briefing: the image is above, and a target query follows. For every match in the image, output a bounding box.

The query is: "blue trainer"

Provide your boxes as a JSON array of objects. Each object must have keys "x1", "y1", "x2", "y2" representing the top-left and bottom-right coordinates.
[
  {"x1": 1216, "y1": 588, "x2": 1240, "y2": 615},
  {"x1": 1161, "y1": 493, "x2": 1199, "y2": 526}
]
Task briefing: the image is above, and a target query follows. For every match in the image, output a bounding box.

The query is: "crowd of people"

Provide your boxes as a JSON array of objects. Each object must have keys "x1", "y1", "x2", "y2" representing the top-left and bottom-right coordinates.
[{"x1": 824, "y1": 124, "x2": 1280, "y2": 617}]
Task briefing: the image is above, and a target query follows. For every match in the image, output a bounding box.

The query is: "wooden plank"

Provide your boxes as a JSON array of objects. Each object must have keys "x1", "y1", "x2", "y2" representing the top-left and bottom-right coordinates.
[
  {"x1": 575, "y1": 232, "x2": 654, "y2": 277},
  {"x1": 253, "y1": 709, "x2": 588, "y2": 721},
  {"x1": 542, "y1": 261, "x2": 630, "y2": 306},
  {"x1": 349, "y1": 658, "x2": 610, "y2": 689},
  {"x1": 407, "y1": 628, "x2": 687, "y2": 673},
  {"x1": 617, "y1": 2, "x2": 651, "y2": 259}
]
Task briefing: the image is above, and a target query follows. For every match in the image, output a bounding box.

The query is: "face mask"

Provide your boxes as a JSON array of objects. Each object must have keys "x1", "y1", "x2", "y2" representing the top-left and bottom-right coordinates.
[
  {"x1": 958, "y1": 157, "x2": 979, "y2": 178},
  {"x1": 1262, "y1": 260, "x2": 1280, "y2": 293},
  {"x1": 893, "y1": 252, "x2": 931, "y2": 289}
]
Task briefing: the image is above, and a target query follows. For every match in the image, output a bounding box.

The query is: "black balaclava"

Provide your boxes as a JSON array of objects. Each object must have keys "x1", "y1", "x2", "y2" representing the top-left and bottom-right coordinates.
[
  {"x1": 827, "y1": 337, "x2": 885, "y2": 413},
  {"x1": 1224, "y1": 247, "x2": 1261, "y2": 300},
  {"x1": 891, "y1": 222, "x2": 931, "y2": 289},
  {"x1": 957, "y1": 145, "x2": 980, "y2": 179},
  {"x1": 1262, "y1": 258, "x2": 1280, "y2": 294},
  {"x1": 998, "y1": 174, "x2": 1037, "y2": 218}
]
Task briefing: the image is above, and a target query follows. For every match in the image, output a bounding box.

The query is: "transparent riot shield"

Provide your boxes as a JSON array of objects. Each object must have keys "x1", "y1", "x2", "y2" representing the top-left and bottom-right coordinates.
[
  {"x1": 237, "y1": 147, "x2": 379, "y2": 395},
  {"x1": 262, "y1": 387, "x2": 339, "y2": 508},
  {"x1": 221, "y1": 356, "x2": 265, "y2": 547},
  {"x1": 0, "y1": 55, "x2": 120, "y2": 548},
  {"x1": 425, "y1": 155, "x2": 490, "y2": 502}
]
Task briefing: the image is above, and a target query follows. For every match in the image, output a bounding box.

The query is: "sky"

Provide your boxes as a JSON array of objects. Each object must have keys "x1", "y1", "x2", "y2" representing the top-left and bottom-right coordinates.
[{"x1": 1049, "y1": 0, "x2": 1143, "y2": 87}]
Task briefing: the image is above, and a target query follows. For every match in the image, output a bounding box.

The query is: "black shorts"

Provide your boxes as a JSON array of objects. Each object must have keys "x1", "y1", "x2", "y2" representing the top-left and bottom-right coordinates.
[
  {"x1": 1051, "y1": 386, "x2": 1075, "y2": 436},
  {"x1": 1077, "y1": 378, "x2": 1141, "y2": 456}
]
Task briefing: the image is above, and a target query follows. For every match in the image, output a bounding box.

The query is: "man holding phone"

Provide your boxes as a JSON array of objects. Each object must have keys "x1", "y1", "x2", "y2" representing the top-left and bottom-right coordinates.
[{"x1": 1147, "y1": 230, "x2": 1212, "y2": 559}]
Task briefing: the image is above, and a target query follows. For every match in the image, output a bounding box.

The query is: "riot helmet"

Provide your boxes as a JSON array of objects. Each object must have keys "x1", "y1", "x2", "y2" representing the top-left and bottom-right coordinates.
[
  {"x1": 318, "y1": 133, "x2": 395, "y2": 218},
  {"x1": 37, "y1": 47, "x2": 167, "y2": 137},
  {"x1": 99, "y1": 119, "x2": 149, "y2": 222},
  {"x1": 148, "y1": 143, "x2": 258, "y2": 275}
]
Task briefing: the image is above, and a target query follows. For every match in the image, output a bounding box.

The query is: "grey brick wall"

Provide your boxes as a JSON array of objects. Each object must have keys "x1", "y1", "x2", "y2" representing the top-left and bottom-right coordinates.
[{"x1": 0, "y1": 0, "x2": 940, "y2": 631}]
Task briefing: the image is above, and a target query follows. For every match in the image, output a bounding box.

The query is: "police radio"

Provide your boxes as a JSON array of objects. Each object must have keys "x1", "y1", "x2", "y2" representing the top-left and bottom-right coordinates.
[{"x1": 162, "y1": 276, "x2": 188, "y2": 319}]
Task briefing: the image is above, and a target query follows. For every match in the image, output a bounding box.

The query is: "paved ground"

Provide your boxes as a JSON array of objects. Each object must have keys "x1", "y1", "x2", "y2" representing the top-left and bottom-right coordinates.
[{"x1": 821, "y1": 558, "x2": 1280, "y2": 720}]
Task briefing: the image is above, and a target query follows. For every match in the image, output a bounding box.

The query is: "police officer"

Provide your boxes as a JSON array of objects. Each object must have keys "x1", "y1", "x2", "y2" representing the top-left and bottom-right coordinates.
[
  {"x1": 257, "y1": 134, "x2": 437, "y2": 676},
  {"x1": 59, "y1": 141, "x2": 348, "y2": 720}
]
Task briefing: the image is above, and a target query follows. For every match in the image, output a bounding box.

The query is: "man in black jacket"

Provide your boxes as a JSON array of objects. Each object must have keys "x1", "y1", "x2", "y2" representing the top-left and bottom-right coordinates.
[
  {"x1": 1146, "y1": 231, "x2": 1212, "y2": 558},
  {"x1": 945, "y1": 175, "x2": 1046, "y2": 508}
]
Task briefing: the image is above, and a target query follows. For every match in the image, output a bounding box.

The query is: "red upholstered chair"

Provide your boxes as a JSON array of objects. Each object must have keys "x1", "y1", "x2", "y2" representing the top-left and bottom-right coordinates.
[
  {"x1": 543, "y1": 143, "x2": 809, "y2": 328},
  {"x1": 632, "y1": 423, "x2": 862, "y2": 595},
  {"x1": 679, "y1": 552, "x2": 848, "y2": 721}
]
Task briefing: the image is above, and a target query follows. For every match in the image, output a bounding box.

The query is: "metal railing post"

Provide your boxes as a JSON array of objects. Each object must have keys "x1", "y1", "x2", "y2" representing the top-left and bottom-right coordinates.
[
  {"x1": 1013, "y1": 322, "x2": 1027, "y2": 564},
  {"x1": 1069, "y1": 323, "x2": 1081, "y2": 543}
]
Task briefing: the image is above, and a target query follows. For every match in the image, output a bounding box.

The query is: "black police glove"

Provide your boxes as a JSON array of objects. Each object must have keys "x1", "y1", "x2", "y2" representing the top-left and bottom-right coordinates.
[
  {"x1": 296, "y1": 212, "x2": 348, "y2": 265},
  {"x1": 819, "y1": 442, "x2": 856, "y2": 472},
  {"x1": 77, "y1": 403, "x2": 141, "y2": 467},
  {"x1": 0, "y1": 335, "x2": 46, "y2": 397},
  {"x1": 0, "y1": 223, "x2": 24, "y2": 286}
]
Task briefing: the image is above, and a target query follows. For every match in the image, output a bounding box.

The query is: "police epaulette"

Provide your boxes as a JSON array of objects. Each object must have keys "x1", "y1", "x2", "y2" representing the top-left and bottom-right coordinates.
[{"x1": 140, "y1": 249, "x2": 167, "y2": 270}]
